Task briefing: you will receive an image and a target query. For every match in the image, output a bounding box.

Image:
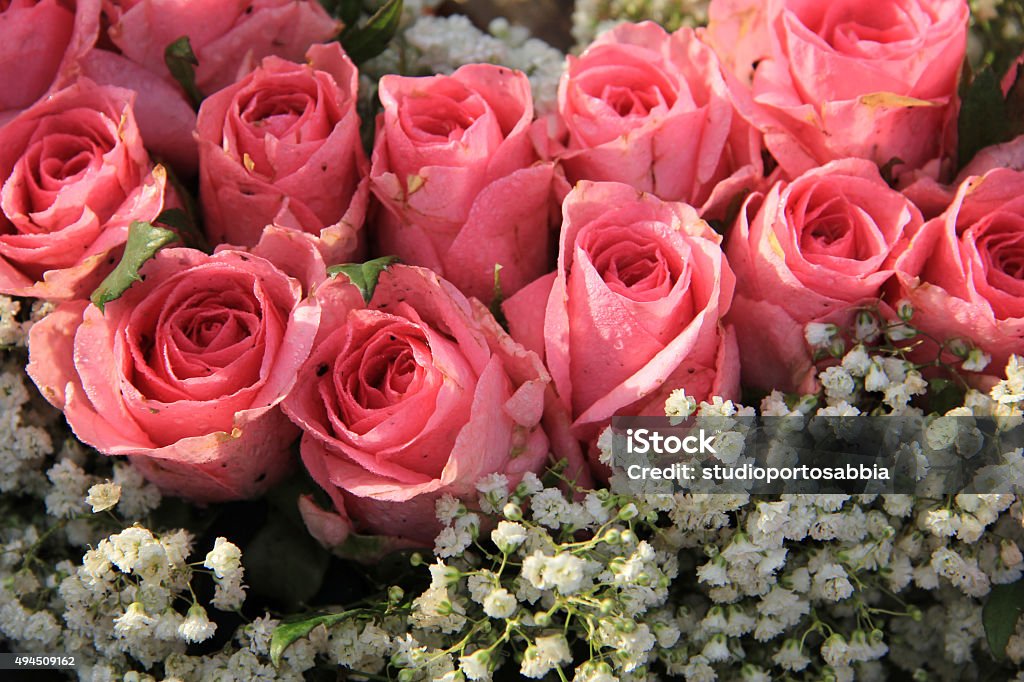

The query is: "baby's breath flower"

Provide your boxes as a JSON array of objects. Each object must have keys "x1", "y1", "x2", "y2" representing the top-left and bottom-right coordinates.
[
  {"x1": 492, "y1": 520, "x2": 528, "y2": 553},
  {"x1": 521, "y1": 633, "x2": 572, "y2": 679},
  {"x1": 178, "y1": 604, "x2": 216, "y2": 643},
  {"x1": 482, "y1": 588, "x2": 517, "y2": 619},
  {"x1": 436, "y1": 495, "x2": 466, "y2": 525},
  {"x1": 665, "y1": 389, "x2": 697, "y2": 421},
  {"x1": 86, "y1": 482, "x2": 121, "y2": 513},
  {"x1": 963, "y1": 348, "x2": 992, "y2": 372},
  {"x1": 804, "y1": 322, "x2": 838, "y2": 348},
  {"x1": 204, "y1": 538, "x2": 242, "y2": 580}
]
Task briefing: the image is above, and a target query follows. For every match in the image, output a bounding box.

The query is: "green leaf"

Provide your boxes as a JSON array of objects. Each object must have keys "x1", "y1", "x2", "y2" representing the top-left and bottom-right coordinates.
[
  {"x1": 270, "y1": 610, "x2": 359, "y2": 667},
  {"x1": 327, "y1": 255, "x2": 399, "y2": 303},
  {"x1": 243, "y1": 513, "x2": 330, "y2": 611},
  {"x1": 164, "y1": 36, "x2": 203, "y2": 108},
  {"x1": 984, "y1": 579, "x2": 1024, "y2": 659},
  {"x1": 958, "y1": 65, "x2": 1009, "y2": 171},
  {"x1": 341, "y1": 0, "x2": 403, "y2": 65},
  {"x1": 154, "y1": 207, "x2": 209, "y2": 253},
  {"x1": 327, "y1": 0, "x2": 362, "y2": 27},
  {"x1": 91, "y1": 221, "x2": 179, "y2": 312}
]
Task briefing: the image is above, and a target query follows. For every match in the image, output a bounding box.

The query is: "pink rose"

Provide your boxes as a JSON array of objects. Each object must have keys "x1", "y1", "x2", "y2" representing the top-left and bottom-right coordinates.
[
  {"x1": 105, "y1": 0, "x2": 340, "y2": 96},
  {"x1": 0, "y1": 80, "x2": 173, "y2": 299},
  {"x1": 725, "y1": 159, "x2": 922, "y2": 392},
  {"x1": 747, "y1": 0, "x2": 968, "y2": 177},
  {"x1": 371, "y1": 64, "x2": 557, "y2": 302},
  {"x1": 282, "y1": 265, "x2": 551, "y2": 544},
  {"x1": 26, "y1": 228, "x2": 323, "y2": 502},
  {"x1": 197, "y1": 42, "x2": 367, "y2": 263},
  {"x1": 504, "y1": 181, "x2": 739, "y2": 449},
  {"x1": 891, "y1": 168, "x2": 1024, "y2": 377},
  {"x1": 555, "y1": 22, "x2": 762, "y2": 218},
  {"x1": 0, "y1": 0, "x2": 100, "y2": 123}
]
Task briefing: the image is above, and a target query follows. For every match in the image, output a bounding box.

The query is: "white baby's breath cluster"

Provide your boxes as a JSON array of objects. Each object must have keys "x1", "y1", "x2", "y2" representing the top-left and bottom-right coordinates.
[{"x1": 0, "y1": 361, "x2": 53, "y2": 496}]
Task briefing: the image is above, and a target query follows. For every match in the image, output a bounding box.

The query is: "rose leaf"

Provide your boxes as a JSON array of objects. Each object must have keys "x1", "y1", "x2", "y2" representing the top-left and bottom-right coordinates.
[
  {"x1": 90, "y1": 221, "x2": 179, "y2": 313},
  {"x1": 327, "y1": 255, "x2": 399, "y2": 304},
  {"x1": 270, "y1": 610, "x2": 358, "y2": 668},
  {"x1": 340, "y1": 0, "x2": 403, "y2": 65},
  {"x1": 164, "y1": 36, "x2": 203, "y2": 108},
  {"x1": 154, "y1": 207, "x2": 209, "y2": 253},
  {"x1": 957, "y1": 65, "x2": 1009, "y2": 172},
  {"x1": 322, "y1": 0, "x2": 361, "y2": 27},
  {"x1": 983, "y1": 579, "x2": 1024, "y2": 659}
]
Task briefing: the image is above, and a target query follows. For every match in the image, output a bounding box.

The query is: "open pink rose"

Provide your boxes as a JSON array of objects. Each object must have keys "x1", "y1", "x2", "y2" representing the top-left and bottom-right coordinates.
[
  {"x1": 748, "y1": 0, "x2": 968, "y2": 178},
  {"x1": 282, "y1": 265, "x2": 551, "y2": 545},
  {"x1": 26, "y1": 228, "x2": 323, "y2": 502},
  {"x1": 726, "y1": 159, "x2": 922, "y2": 392},
  {"x1": 891, "y1": 168, "x2": 1024, "y2": 377},
  {"x1": 105, "y1": 0, "x2": 340, "y2": 97},
  {"x1": 504, "y1": 181, "x2": 739, "y2": 451},
  {"x1": 371, "y1": 64, "x2": 557, "y2": 302},
  {"x1": 0, "y1": 80, "x2": 173, "y2": 299},
  {"x1": 0, "y1": 0, "x2": 101, "y2": 124},
  {"x1": 198, "y1": 42, "x2": 367, "y2": 263},
  {"x1": 555, "y1": 22, "x2": 762, "y2": 218}
]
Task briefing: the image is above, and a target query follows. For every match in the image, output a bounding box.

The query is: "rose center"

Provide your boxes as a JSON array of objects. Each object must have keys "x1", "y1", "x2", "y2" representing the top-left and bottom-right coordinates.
[
  {"x1": 978, "y1": 222, "x2": 1024, "y2": 280},
  {"x1": 400, "y1": 80, "x2": 490, "y2": 144},
  {"x1": 583, "y1": 225, "x2": 683, "y2": 301},
  {"x1": 335, "y1": 316, "x2": 433, "y2": 420},
  {"x1": 793, "y1": 193, "x2": 875, "y2": 261},
  {"x1": 794, "y1": 0, "x2": 921, "y2": 46},
  {"x1": 602, "y1": 84, "x2": 664, "y2": 118},
  {"x1": 242, "y1": 93, "x2": 311, "y2": 139},
  {"x1": 39, "y1": 147, "x2": 91, "y2": 183},
  {"x1": 354, "y1": 345, "x2": 419, "y2": 408},
  {"x1": 808, "y1": 217, "x2": 847, "y2": 245}
]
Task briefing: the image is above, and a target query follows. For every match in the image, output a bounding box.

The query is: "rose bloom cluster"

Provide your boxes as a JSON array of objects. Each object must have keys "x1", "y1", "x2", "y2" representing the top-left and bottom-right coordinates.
[{"x1": 4, "y1": 0, "x2": 1023, "y2": 547}]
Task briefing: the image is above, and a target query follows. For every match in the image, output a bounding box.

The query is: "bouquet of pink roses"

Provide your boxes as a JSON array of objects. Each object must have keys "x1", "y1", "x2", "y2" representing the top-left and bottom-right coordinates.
[{"x1": 2, "y1": 0, "x2": 1024, "y2": 680}]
